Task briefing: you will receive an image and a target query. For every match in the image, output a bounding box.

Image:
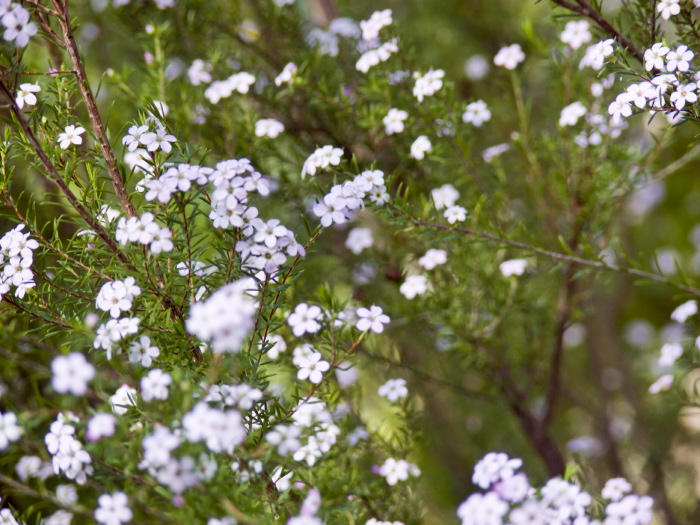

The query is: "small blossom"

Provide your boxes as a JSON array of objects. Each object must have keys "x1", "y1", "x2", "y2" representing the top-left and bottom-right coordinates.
[
  {"x1": 355, "y1": 305, "x2": 390, "y2": 333},
  {"x1": 95, "y1": 492, "x2": 132, "y2": 525},
  {"x1": 462, "y1": 100, "x2": 491, "y2": 127},
  {"x1": 499, "y1": 259, "x2": 528, "y2": 277},
  {"x1": 288, "y1": 303, "x2": 323, "y2": 337},
  {"x1": 671, "y1": 300, "x2": 697, "y2": 323},
  {"x1": 494, "y1": 44, "x2": 525, "y2": 69},
  {"x1": 444, "y1": 205, "x2": 467, "y2": 224},
  {"x1": 400, "y1": 275, "x2": 428, "y2": 299},
  {"x1": 378, "y1": 378, "x2": 408, "y2": 402},
  {"x1": 560, "y1": 20, "x2": 591, "y2": 50},
  {"x1": 383, "y1": 108, "x2": 408, "y2": 135},
  {"x1": 657, "y1": 0, "x2": 680, "y2": 20},
  {"x1": 559, "y1": 101, "x2": 587, "y2": 126},
  {"x1": 410, "y1": 135, "x2": 432, "y2": 160},
  {"x1": 51, "y1": 353, "x2": 95, "y2": 396},
  {"x1": 16, "y1": 83, "x2": 40, "y2": 109},
  {"x1": 255, "y1": 118, "x2": 285, "y2": 138},
  {"x1": 57, "y1": 125, "x2": 86, "y2": 149}
]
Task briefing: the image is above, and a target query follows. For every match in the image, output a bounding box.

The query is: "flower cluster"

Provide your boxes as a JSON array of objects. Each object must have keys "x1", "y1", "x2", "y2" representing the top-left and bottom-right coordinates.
[
  {"x1": 122, "y1": 120, "x2": 177, "y2": 154},
  {"x1": 45, "y1": 414, "x2": 94, "y2": 485},
  {"x1": 204, "y1": 71, "x2": 256, "y2": 104},
  {"x1": 96, "y1": 277, "x2": 141, "y2": 318},
  {"x1": 115, "y1": 212, "x2": 174, "y2": 254},
  {"x1": 312, "y1": 169, "x2": 389, "y2": 227},
  {"x1": 0, "y1": 224, "x2": 37, "y2": 299},
  {"x1": 456, "y1": 452, "x2": 653, "y2": 525},
  {"x1": 266, "y1": 397, "x2": 341, "y2": 467},
  {"x1": 185, "y1": 278, "x2": 258, "y2": 353}
]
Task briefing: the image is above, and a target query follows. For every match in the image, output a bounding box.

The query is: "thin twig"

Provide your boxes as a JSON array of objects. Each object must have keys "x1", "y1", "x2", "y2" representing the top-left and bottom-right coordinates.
[
  {"x1": 51, "y1": 0, "x2": 136, "y2": 217},
  {"x1": 550, "y1": 0, "x2": 644, "y2": 63}
]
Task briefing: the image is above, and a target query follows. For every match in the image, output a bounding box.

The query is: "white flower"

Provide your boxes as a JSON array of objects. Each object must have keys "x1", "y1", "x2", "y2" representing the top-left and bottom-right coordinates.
[
  {"x1": 266, "y1": 425, "x2": 302, "y2": 455},
  {"x1": 559, "y1": 101, "x2": 587, "y2": 126},
  {"x1": 413, "y1": 69, "x2": 444, "y2": 101},
  {"x1": 355, "y1": 305, "x2": 390, "y2": 333},
  {"x1": 378, "y1": 458, "x2": 418, "y2": 485},
  {"x1": 605, "y1": 495, "x2": 654, "y2": 525},
  {"x1": 432, "y1": 184, "x2": 459, "y2": 209},
  {"x1": 444, "y1": 205, "x2": 467, "y2": 224},
  {"x1": 626, "y1": 82, "x2": 656, "y2": 109},
  {"x1": 16, "y1": 83, "x2": 40, "y2": 109},
  {"x1": 86, "y1": 413, "x2": 117, "y2": 442},
  {"x1": 499, "y1": 259, "x2": 528, "y2": 277},
  {"x1": 671, "y1": 300, "x2": 697, "y2": 323},
  {"x1": 140, "y1": 368, "x2": 172, "y2": 401},
  {"x1": 95, "y1": 492, "x2": 132, "y2": 525},
  {"x1": 255, "y1": 118, "x2": 284, "y2": 138},
  {"x1": 462, "y1": 100, "x2": 491, "y2": 127},
  {"x1": 141, "y1": 126, "x2": 177, "y2": 153},
  {"x1": 657, "y1": 0, "x2": 680, "y2": 20},
  {"x1": 666, "y1": 45, "x2": 693, "y2": 72},
  {"x1": 419, "y1": 249, "x2": 447, "y2": 270},
  {"x1": 602, "y1": 478, "x2": 632, "y2": 502},
  {"x1": 296, "y1": 352, "x2": 330, "y2": 384},
  {"x1": 560, "y1": 20, "x2": 591, "y2": 50},
  {"x1": 580, "y1": 39, "x2": 614, "y2": 70},
  {"x1": 670, "y1": 83, "x2": 697, "y2": 110},
  {"x1": 649, "y1": 374, "x2": 673, "y2": 393},
  {"x1": 482, "y1": 143, "x2": 510, "y2": 162},
  {"x1": 658, "y1": 343, "x2": 683, "y2": 367},
  {"x1": 356, "y1": 41, "x2": 398, "y2": 73},
  {"x1": 187, "y1": 59, "x2": 212, "y2": 85},
  {"x1": 51, "y1": 353, "x2": 95, "y2": 396},
  {"x1": 457, "y1": 493, "x2": 508, "y2": 525},
  {"x1": 644, "y1": 43, "x2": 669, "y2": 71},
  {"x1": 608, "y1": 94, "x2": 633, "y2": 124},
  {"x1": 494, "y1": 44, "x2": 525, "y2": 69},
  {"x1": 0, "y1": 411, "x2": 21, "y2": 450},
  {"x1": 472, "y1": 452, "x2": 522, "y2": 489},
  {"x1": 57, "y1": 125, "x2": 85, "y2": 149},
  {"x1": 128, "y1": 335, "x2": 160, "y2": 367},
  {"x1": 275, "y1": 62, "x2": 297, "y2": 86},
  {"x1": 186, "y1": 279, "x2": 258, "y2": 353},
  {"x1": 301, "y1": 145, "x2": 343, "y2": 178},
  {"x1": 346, "y1": 227, "x2": 373, "y2": 254},
  {"x1": 400, "y1": 275, "x2": 428, "y2": 299},
  {"x1": 383, "y1": 108, "x2": 408, "y2": 135},
  {"x1": 410, "y1": 135, "x2": 432, "y2": 160},
  {"x1": 288, "y1": 303, "x2": 323, "y2": 337},
  {"x1": 359, "y1": 9, "x2": 392, "y2": 41},
  {"x1": 378, "y1": 378, "x2": 408, "y2": 402},
  {"x1": 110, "y1": 384, "x2": 137, "y2": 415}
]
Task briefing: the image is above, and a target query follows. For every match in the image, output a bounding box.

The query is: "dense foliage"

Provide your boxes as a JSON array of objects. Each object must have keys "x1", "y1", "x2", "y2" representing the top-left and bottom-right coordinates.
[{"x1": 2, "y1": 0, "x2": 700, "y2": 523}]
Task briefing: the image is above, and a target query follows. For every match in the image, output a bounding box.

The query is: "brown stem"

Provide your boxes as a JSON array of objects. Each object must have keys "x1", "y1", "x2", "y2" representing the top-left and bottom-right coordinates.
[
  {"x1": 388, "y1": 205, "x2": 700, "y2": 296},
  {"x1": 0, "y1": 80, "x2": 130, "y2": 266},
  {"x1": 51, "y1": 0, "x2": 136, "y2": 217},
  {"x1": 550, "y1": 0, "x2": 644, "y2": 64}
]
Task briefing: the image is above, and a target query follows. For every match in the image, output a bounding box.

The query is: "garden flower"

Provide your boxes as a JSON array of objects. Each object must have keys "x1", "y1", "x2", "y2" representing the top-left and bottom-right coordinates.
[{"x1": 57, "y1": 125, "x2": 85, "y2": 149}]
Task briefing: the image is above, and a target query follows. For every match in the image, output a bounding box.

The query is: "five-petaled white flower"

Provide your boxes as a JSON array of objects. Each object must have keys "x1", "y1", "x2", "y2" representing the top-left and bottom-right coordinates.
[
  {"x1": 494, "y1": 44, "x2": 525, "y2": 70},
  {"x1": 296, "y1": 351, "x2": 330, "y2": 384},
  {"x1": 383, "y1": 108, "x2": 408, "y2": 135},
  {"x1": 355, "y1": 305, "x2": 390, "y2": 333},
  {"x1": 657, "y1": 0, "x2": 680, "y2": 20},
  {"x1": 644, "y1": 43, "x2": 669, "y2": 71},
  {"x1": 462, "y1": 100, "x2": 491, "y2": 127},
  {"x1": 444, "y1": 205, "x2": 467, "y2": 224},
  {"x1": 288, "y1": 303, "x2": 323, "y2": 337},
  {"x1": 57, "y1": 125, "x2": 86, "y2": 150},
  {"x1": 128, "y1": 335, "x2": 160, "y2": 367},
  {"x1": 95, "y1": 492, "x2": 132, "y2": 525},
  {"x1": 16, "y1": 83, "x2": 40, "y2": 109},
  {"x1": 410, "y1": 135, "x2": 432, "y2": 160}
]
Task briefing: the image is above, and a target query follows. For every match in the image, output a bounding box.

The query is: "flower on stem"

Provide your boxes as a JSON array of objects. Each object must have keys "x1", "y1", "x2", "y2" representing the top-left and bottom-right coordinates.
[
  {"x1": 494, "y1": 44, "x2": 525, "y2": 69},
  {"x1": 57, "y1": 125, "x2": 85, "y2": 149},
  {"x1": 288, "y1": 303, "x2": 323, "y2": 337},
  {"x1": 16, "y1": 83, "x2": 40, "y2": 109},
  {"x1": 444, "y1": 205, "x2": 467, "y2": 224},
  {"x1": 410, "y1": 135, "x2": 432, "y2": 160},
  {"x1": 355, "y1": 305, "x2": 390, "y2": 333}
]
